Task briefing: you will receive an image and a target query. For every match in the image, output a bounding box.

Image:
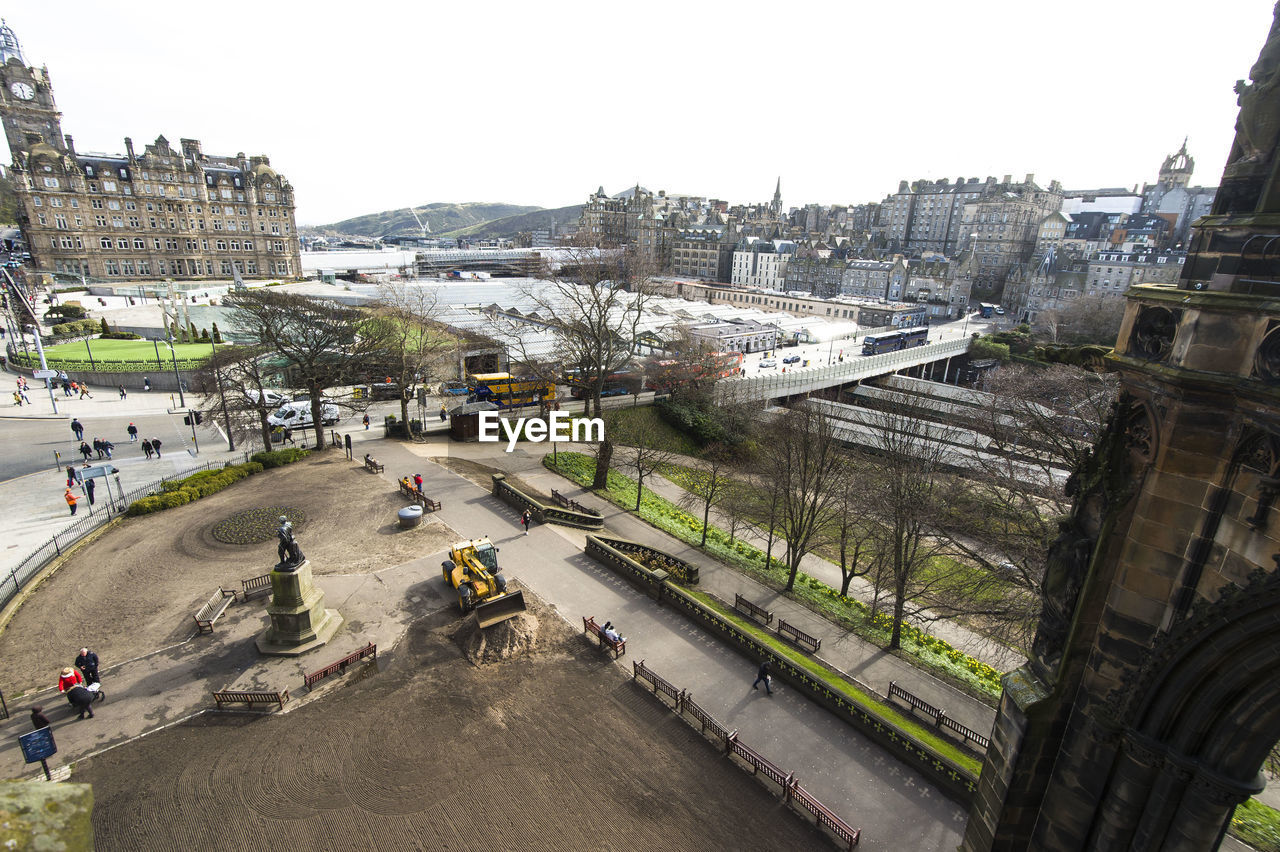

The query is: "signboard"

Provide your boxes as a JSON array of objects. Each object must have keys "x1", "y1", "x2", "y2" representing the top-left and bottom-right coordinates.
[
  {"x1": 18, "y1": 727, "x2": 56, "y2": 763},
  {"x1": 32, "y1": 369, "x2": 57, "y2": 379},
  {"x1": 78, "y1": 465, "x2": 118, "y2": 480}
]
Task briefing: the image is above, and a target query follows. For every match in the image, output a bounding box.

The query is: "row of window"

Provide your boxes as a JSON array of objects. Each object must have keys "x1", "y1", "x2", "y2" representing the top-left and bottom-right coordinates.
[
  {"x1": 89, "y1": 258, "x2": 292, "y2": 277},
  {"x1": 35, "y1": 211, "x2": 288, "y2": 235},
  {"x1": 49, "y1": 234, "x2": 290, "y2": 254},
  {"x1": 32, "y1": 176, "x2": 284, "y2": 205}
]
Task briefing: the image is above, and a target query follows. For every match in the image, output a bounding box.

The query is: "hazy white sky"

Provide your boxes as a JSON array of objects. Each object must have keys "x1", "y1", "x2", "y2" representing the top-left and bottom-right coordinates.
[{"x1": 6, "y1": 1, "x2": 1275, "y2": 225}]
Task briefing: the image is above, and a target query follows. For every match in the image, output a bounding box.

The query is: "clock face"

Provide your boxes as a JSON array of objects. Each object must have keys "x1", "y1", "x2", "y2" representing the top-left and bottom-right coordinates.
[{"x1": 9, "y1": 81, "x2": 34, "y2": 100}]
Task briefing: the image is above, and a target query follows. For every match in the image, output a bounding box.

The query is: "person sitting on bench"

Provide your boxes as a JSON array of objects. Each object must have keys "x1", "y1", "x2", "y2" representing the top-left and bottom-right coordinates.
[{"x1": 602, "y1": 621, "x2": 624, "y2": 644}]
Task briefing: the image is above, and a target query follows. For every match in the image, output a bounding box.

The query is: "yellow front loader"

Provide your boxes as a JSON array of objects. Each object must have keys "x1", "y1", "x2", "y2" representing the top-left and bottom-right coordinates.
[{"x1": 441, "y1": 537, "x2": 527, "y2": 628}]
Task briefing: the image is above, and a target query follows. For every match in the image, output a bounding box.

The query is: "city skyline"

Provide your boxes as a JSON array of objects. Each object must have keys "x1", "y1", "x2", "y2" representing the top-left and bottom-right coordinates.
[{"x1": 2, "y1": 0, "x2": 1274, "y2": 226}]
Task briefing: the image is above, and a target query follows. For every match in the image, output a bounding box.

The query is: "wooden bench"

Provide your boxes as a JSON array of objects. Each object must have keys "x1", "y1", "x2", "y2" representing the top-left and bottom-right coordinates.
[
  {"x1": 363, "y1": 456, "x2": 385, "y2": 473},
  {"x1": 212, "y1": 689, "x2": 289, "y2": 712},
  {"x1": 241, "y1": 574, "x2": 272, "y2": 601},
  {"x1": 777, "y1": 618, "x2": 821, "y2": 653},
  {"x1": 193, "y1": 588, "x2": 237, "y2": 634},
  {"x1": 583, "y1": 616, "x2": 626, "y2": 659},
  {"x1": 399, "y1": 478, "x2": 443, "y2": 512},
  {"x1": 734, "y1": 593, "x2": 774, "y2": 626}
]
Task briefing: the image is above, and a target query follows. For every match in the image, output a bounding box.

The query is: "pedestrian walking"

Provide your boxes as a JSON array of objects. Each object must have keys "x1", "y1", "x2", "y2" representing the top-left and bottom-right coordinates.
[
  {"x1": 11, "y1": 391, "x2": 21, "y2": 407},
  {"x1": 102, "y1": 440, "x2": 113, "y2": 460},
  {"x1": 70, "y1": 418, "x2": 84, "y2": 441},
  {"x1": 78, "y1": 441, "x2": 92, "y2": 462},
  {"x1": 85, "y1": 477, "x2": 95, "y2": 506},
  {"x1": 64, "y1": 488, "x2": 78, "y2": 516},
  {"x1": 78, "y1": 383, "x2": 92, "y2": 399},
  {"x1": 150, "y1": 437, "x2": 162, "y2": 458},
  {"x1": 66, "y1": 465, "x2": 78, "y2": 488},
  {"x1": 363, "y1": 413, "x2": 370, "y2": 430},
  {"x1": 74, "y1": 648, "x2": 100, "y2": 685},
  {"x1": 143, "y1": 376, "x2": 151, "y2": 391},
  {"x1": 61, "y1": 379, "x2": 72, "y2": 397},
  {"x1": 520, "y1": 509, "x2": 531, "y2": 535},
  {"x1": 29, "y1": 706, "x2": 50, "y2": 731},
  {"x1": 439, "y1": 405, "x2": 448, "y2": 422},
  {"x1": 141, "y1": 439, "x2": 154, "y2": 459},
  {"x1": 127, "y1": 422, "x2": 138, "y2": 442},
  {"x1": 69, "y1": 381, "x2": 78, "y2": 396},
  {"x1": 118, "y1": 384, "x2": 126, "y2": 399},
  {"x1": 752, "y1": 660, "x2": 774, "y2": 695},
  {"x1": 283, "y1": 427, "x2": 295, "y2": 445},
  {"x1": 93, "y1": 438, "x2": 104, "y2": 460}
]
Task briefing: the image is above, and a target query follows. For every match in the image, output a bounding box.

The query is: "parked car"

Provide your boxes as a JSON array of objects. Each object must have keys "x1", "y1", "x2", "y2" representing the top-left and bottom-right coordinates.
[
  {"x1": 268, "y1": 400, "x2": 340, "y2": 428},
  {"x1": 782, "y1": 355, "x2": 801, "y2": 365},
  {"x1": 247, "y1": 388, "x2": 289, "y2": 407},
  {"x1": 994, "y1": 306, "x2": 1006, "y2": 315},
  {"x1": 758, "y1": 359, "x2": 777, "y2": 369}
]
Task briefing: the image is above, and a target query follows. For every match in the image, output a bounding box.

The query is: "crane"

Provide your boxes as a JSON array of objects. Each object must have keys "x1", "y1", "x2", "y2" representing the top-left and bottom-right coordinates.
[{"x1": 407, "y1": 206, "x2": 431, "y2": 237}]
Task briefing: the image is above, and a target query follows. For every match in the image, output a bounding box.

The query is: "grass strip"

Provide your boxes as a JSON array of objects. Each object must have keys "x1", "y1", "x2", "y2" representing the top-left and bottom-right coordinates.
[
  {"x1": 680, "y1": 585, "x2": 982, "y2": 775},
  {"x1": 1232, "y1": 798, "x2": 1280, "y2": 852},
  {"x1": 544, "y1": 451, "x2": 1003, "y2": 698}
]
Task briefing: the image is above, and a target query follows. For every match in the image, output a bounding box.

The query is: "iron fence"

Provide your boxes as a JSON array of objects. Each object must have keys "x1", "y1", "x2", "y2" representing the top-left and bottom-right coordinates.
[{"x1": 1, "y1": 454, "x2": 250, "y2": 613}]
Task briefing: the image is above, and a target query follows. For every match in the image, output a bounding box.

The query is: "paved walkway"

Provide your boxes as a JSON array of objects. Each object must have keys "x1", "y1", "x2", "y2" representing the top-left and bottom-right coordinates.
[{"x1": 0, "y1": 434, "x2": 1265, "y2": 848}]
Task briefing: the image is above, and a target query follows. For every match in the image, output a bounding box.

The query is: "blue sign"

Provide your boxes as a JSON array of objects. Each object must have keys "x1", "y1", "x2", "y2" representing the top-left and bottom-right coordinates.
[{"x1": 18, "y1": 728, "x2": 56, "y2": 763}]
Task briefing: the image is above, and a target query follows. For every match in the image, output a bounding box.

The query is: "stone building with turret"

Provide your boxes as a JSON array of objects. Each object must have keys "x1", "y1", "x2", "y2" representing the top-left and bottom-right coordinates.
[{"x1": 0, "y1": 21, "x2": 301, "y2": 281}]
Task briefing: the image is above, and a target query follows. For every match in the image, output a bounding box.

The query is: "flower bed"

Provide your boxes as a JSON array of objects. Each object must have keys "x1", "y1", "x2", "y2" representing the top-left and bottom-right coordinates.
[
  {"x1": 211, "y1": 506, "x2": 307, "y2": 545},
  {"x1": 127, "y1": 451, "x2": 309, "y2": 516}
]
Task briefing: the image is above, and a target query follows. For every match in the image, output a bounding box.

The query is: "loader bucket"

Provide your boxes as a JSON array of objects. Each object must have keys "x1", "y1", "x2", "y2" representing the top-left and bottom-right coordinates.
[{"x1": 475, "y1": 590, "x2": 527, "y2": 629}]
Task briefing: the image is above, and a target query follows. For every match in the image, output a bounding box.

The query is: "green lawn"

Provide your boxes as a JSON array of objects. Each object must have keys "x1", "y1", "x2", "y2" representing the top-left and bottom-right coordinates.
[
  {"x1": 10, "y1": 338, "x2": 215, "y2": 372},
  {"x1": 608, "y1": 405, "x2": 702, "y2": 456},
  {"x1": 40, "y1": 339, "x2": 215, "y2": 360}
]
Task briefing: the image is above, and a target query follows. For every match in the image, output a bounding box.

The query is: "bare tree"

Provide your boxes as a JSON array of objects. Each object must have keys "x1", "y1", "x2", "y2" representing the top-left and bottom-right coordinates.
[
  {"x1": 757, "y1": 406, "x2": 846, "y2": 592},
  {"x1": 856, "y1": 400, "x2": 971, "y2": 650},
  {"x1": 225, "y1": 290, "x2": 390, "y2": 449},
  {"x1": 1036, "y1": 293, "x2": 1125, "y2": 346},
  {"x1": 937, "y1": 361, "x2": 1119, "y2": 649},
  {"x1": 829, "y1": 466, "x2": 881, "y2": 597},
  {"x1": 518, "y1": 238, "x2": 657, "y2": 487},
  {"x1": 610, "y1": 413, "x2": 675, "y2": 511},
  {"x1": 676, "y1": 443, "x2": 736, "y2": 547},
  {"x1": 191, "y1": 344, "x2": 281, "y2": 449},
  {"x1": 371, "y1": 281, "x2": 454, "y2": 426}
]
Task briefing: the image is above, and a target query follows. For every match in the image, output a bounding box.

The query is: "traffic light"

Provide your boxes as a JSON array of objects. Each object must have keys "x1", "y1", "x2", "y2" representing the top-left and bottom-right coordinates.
[{"x1": 183, "y1": 411, "x2": 204, "y2": 425}]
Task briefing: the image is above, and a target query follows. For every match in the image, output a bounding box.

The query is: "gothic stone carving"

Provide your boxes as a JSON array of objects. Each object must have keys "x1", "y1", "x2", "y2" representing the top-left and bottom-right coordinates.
[{"x1": 1128, "y1": 306, "x2": 1181, "y2": 362}]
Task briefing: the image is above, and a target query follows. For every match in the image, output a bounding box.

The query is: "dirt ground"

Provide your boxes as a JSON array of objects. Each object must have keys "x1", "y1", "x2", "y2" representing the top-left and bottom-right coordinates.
[
  {"x1": 77, "y1": 593, "x2": 829, "y2": 852},
  {"x1": 0, "y1": 456, "x2": 457, "y2": 695},
  {"x1": 432, "y1": 455, "x2": 548, "y2": 499}
]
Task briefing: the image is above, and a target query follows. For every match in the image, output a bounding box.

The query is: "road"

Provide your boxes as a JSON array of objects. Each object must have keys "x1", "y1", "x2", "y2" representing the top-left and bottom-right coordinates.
[{"x1": 738, "y1": 312, "x2": 995, "y2": 377}]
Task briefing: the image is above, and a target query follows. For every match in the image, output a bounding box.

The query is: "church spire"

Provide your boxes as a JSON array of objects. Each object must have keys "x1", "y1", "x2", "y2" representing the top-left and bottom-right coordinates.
[
  {"x1": 771, "y1": 176, "x2": 782, "y2": 216},
  {"x1": 0, "y1": 20, "x2": 24, "y2": 66}
]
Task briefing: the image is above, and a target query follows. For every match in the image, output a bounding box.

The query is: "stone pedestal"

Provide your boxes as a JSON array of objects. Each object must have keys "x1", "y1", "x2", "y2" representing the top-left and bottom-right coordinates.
[{"x1": 255, "y1": 560, "x2": 343, "y2": 656}]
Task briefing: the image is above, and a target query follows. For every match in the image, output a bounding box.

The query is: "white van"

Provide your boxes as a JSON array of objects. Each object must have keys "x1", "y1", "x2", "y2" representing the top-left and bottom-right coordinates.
[{"x1": 268, "y1": 400, "x2": 340, "y2": 428}]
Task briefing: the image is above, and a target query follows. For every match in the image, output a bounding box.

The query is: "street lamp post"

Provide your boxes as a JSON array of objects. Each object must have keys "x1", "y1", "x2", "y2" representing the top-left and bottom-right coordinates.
[
  {"x1": 210, "y1": 337, "x2": 234, "y2": 451},
  {"x1": 165, "y1": 329, "x2": 186, "y2": 409}
]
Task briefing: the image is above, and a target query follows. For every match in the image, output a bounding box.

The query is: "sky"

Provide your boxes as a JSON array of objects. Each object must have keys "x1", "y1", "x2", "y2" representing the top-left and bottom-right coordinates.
[{"x1": 5, "y1": 1, "x2": 1276, "y2": 226}]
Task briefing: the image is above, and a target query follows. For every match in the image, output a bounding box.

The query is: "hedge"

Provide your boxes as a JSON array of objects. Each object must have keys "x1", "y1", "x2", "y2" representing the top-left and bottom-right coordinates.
[
  {"x1": 250, "y1": 448, "x2": 311, "y2": 469},
  {"x1": 126, "y1": 456, "x2": 294, "y2": 516}
]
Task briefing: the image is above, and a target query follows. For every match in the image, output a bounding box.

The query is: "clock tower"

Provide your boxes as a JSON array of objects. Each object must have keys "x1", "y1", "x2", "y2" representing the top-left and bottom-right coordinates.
[{"x1": 0, "y1": 20, "x2": 66, "y2": 163}]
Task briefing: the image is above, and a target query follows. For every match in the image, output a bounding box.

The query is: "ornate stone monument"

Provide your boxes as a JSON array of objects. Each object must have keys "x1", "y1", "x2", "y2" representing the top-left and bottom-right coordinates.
[
  {"x1": 962, "y1": 7, "x2": 1280, "y2": 850},
  {"x1": 256, "y1": 516, "x2": 343, "y2": 656}
]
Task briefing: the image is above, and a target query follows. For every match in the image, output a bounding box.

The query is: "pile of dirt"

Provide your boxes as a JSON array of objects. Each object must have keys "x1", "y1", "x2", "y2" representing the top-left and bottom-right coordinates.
[{"x1": 454, "y1": 610, "x2": 542, "y2": 666}]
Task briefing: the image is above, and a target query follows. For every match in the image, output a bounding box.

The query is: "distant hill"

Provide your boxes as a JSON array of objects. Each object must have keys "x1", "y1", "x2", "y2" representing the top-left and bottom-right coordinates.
[
  {"x1": 436, "y1": 204, "x2": 585, "y2": 239},
  {"x1": 312, "y1": 202, "x2": 543, "y2": 238}
]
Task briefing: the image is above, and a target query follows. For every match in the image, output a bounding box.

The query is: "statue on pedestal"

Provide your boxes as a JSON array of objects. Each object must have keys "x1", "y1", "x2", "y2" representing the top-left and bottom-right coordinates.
[{"x1": 276, "y1": 516, "x2": 305, "y2": 571}]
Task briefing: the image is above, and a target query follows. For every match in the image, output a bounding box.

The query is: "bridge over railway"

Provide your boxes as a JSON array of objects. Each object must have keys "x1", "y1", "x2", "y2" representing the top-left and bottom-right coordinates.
[{"x1": 716, "y1": 337, "x2": 973, "y2": 402}]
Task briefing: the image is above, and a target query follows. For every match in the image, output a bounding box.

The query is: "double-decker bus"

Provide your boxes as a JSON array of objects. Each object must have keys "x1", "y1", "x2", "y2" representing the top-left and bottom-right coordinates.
[
  {"x1": 645, "y1": 351, "x2": 744, "y2": 392},
  {"x1": 861, "y1": 328, "x2": 929, "y2": 356},
  {"x1": 566, "y1": 369, "x2": 639, "y2": 399},
  {"x1": 467, "y1": 373, "x2": 557, "y2": 409}
]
